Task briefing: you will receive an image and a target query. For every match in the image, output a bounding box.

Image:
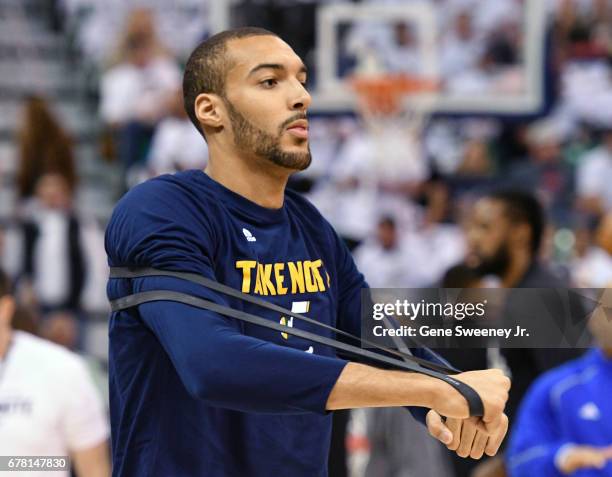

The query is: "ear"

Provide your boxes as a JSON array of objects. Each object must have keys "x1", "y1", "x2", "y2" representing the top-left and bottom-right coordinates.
[
  {"x1": 511, "y1": 223, "x2": 531, "y2": 250},
  {"x1": 0, "y1": 295, "x2": 15, "y2": 328},
  {"x1": 194, "y1": 93, "x2": 224, "y2": 131}
]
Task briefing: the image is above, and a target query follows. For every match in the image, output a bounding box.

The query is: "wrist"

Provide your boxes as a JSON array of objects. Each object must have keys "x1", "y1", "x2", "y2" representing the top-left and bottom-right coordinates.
[{"x1": 401, "y1": 372, "x2": 443, "y2": 408}]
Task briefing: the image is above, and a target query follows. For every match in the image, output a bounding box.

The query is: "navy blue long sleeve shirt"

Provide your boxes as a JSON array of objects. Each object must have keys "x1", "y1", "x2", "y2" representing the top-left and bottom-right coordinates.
[{"x1": 105, "y1": 170, "x2": 439, "y2": 477}]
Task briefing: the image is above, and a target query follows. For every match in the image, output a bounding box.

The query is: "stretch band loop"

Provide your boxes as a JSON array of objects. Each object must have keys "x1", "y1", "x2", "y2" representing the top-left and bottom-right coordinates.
[
  {"x1": 110, "y1": 267, "x2": 455, "y2": 374},
  {"x1": 109, "y1": 267, "x2": 485, "y2": 417}
]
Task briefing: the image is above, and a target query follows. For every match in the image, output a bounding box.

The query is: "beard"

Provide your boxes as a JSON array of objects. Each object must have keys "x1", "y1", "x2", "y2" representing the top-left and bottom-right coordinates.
[
  {"x1": 474, "y1": 243, "x2": 511, "y2": 277},
  {"x1": 223, "y1": 97, "x2": 311, "y2": 171}
]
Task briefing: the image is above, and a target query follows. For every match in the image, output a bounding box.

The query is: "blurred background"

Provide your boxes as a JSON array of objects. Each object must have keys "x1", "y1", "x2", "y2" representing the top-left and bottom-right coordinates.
[{"x1": 0, "y1": 0, "x2": 611, "y2": 476}]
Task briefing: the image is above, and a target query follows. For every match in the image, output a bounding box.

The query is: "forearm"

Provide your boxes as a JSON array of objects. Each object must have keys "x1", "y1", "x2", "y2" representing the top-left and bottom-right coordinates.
[
  {"x1": 327, "y1": 363, "x2": 511, "y2": 427},
  {"x1": 326, "y1": 362, "x2": 440, "y2": 410},
  {"x1": 72, "y1": 441, "x2": 111, "y2": 477}
]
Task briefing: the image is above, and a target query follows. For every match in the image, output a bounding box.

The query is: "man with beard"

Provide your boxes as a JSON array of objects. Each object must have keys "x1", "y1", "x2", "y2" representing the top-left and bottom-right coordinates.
[
  {"x1": 467, "y1": 190, "x2": 561, "y2": 289},
  {"x1": 466, "y1": 190, "x2": 583, "y2": 412},
  {"x1": 465, "y1": 190, "x2": 583, "y2": 477},
  {"x1": 105, "y1": 28, "x2": 511, "y2": 477}
]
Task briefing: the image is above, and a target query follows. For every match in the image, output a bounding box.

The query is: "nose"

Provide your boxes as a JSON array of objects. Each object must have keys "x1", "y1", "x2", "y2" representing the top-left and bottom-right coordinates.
[{"x1": 289, "y1": 80, "x2": 311, "y2": 111}]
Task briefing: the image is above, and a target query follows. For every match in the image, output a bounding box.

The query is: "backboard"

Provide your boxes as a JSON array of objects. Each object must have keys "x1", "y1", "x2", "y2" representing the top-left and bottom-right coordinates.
[{"x1": 313, "y1": 0, "x2": 547, "y2": 115}]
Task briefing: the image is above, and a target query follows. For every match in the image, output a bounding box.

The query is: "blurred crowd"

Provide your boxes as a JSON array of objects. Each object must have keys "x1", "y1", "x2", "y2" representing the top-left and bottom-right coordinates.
[
  {"x1": 342, "y1": 0, "x2": 526, "y2": 96},
  {"x1": 0, "y1": 0, "x2": 611, "y2": 476}
]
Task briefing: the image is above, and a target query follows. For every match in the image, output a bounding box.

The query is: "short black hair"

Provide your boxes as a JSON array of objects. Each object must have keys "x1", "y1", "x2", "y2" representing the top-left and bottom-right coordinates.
[
  {"x1": 183, "y1": 27, "x2": 279, "y2": 138},
  {"x1": 487, "y1": 189, "x2": 545, "y2": 254}
]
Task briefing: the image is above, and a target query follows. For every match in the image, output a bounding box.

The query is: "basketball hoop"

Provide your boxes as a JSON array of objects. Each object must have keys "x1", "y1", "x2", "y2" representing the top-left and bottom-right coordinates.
[
  {"x1": 351, "y1": 73, "x2": 439, "y2": 117},
  {"x1": 348, "y1": 73, "x2": 441, "y2": 194},
  {"x1": 350, "y1": 72, "x2": 441, "y2": 145}
]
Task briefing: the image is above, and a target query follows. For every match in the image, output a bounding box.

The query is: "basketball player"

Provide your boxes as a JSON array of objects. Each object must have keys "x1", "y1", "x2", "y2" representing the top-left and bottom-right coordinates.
[{"x1": 105, "y1": 28, "x2": 510, "y2": 477}]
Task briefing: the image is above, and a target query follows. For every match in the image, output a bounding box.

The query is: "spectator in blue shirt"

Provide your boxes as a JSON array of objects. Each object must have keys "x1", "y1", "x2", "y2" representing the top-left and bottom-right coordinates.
[{"x1": 507, "y1": 294, "x2": 612, "y2": 476}]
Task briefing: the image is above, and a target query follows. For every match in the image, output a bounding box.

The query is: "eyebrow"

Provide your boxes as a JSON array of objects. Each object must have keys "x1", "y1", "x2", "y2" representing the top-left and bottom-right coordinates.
[{"x1": 248, "y1": 63, "x2": 308, "y2": 77}]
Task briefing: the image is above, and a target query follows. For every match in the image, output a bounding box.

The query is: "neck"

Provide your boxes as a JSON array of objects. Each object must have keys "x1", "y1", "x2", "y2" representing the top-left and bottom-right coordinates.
[
  {"x1": 206, "y1": 145, "x2": 291, "y2": 209},
  {"x1": 0, "y1": 329, "x2": 12, "y2": 360},
  {"x1": 501, "y1": 249, "x2": 532, "y2": 288}
]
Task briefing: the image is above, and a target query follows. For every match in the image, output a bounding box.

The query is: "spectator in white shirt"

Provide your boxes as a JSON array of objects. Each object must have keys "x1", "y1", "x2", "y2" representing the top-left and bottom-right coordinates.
[
  {"x1": 353, "y1": 215, "x2": 414, "y2": 287},
  {"x1": 0, "y1": 269, "x2": 110, "y2": 477},
  {"x1": 146, "y1": 89, "x2": 208, "y2": 178},
  {"x1": 576, "y1": 129, "x2": 612, "y2": 217},
  {"x1": 440, "y1": 11, "x2": 483, "y2": 79},
  {"x1": 323, "y1": 121, "x2": 428, "y2": 245},
  {"x1": 13, "y1": 173, "x2": 108, "y2": 315},
  {"x1": 99, "y1": 8, "x2": 181, "y2": 169},
  {"x1": 382, "y1": 22, "x2": 423, "y2": 75},
  {"x1": 571, "y1": 216, "x2": 612, "y2": 287}
]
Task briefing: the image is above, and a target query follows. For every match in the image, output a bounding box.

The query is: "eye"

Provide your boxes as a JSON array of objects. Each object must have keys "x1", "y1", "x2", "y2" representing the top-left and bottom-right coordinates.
[{"x1": 261, "y1": 78, "x2": 278, "y2": 88}]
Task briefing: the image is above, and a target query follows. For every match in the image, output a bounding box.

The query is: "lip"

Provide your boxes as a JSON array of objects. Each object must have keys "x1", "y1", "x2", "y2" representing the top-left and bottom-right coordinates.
[{"x1": 285, "y1": 120, "x2": 309, "y2": 139}]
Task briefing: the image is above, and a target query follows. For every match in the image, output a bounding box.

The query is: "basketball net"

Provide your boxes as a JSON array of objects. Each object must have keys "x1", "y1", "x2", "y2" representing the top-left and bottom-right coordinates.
[
  {"x1": 349, "y1": 70, "x2": 440, "y2": 204},
  {"x1": 351, "y1": 73, "x2": 439, "y2": 132}
]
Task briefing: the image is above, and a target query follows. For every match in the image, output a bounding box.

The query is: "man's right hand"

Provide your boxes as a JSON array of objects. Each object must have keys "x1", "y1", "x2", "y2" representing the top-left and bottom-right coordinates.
[{"x1": 429, "y1": 369, "x2": 511, "y2": 433}]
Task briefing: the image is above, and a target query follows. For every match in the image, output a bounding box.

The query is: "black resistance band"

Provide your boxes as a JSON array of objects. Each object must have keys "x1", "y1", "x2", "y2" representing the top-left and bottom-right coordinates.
[{"x1": 109, "y1": 267, "x2": 485, "y2": 417}]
